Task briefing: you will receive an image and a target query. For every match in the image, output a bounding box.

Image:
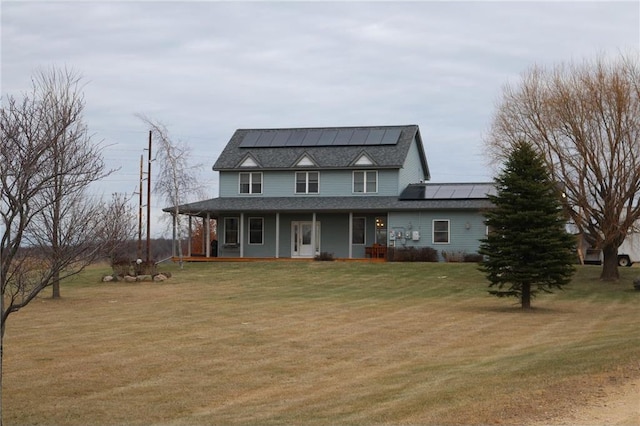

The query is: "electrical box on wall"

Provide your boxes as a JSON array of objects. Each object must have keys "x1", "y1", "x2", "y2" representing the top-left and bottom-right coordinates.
[{"x1": 412, "y1": 231, "x2": 420, "y2": 241}]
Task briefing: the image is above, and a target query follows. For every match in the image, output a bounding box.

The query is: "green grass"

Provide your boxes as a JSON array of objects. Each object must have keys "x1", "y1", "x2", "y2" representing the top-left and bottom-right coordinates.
[{"x1": 4, "y1": 261, "x2": 640, "y2": 425}]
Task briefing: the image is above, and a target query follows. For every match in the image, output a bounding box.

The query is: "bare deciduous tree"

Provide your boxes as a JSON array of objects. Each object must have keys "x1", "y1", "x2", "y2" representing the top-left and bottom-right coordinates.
[
  {"x1": 137, "y1": 115, "x2": 204, "y2": 268},
  {"x1": 486, "y1": 53, "x2": 640, "y2": 281},
  {"x1": 26, "y1": 68, "x2": 113, "y2": 298},
  {"x1": 98, "y1": 192, "x2": 138, "y2": 264},
  {"x1": 0, "y1": 66, "x2": 110, "y2": 424}
]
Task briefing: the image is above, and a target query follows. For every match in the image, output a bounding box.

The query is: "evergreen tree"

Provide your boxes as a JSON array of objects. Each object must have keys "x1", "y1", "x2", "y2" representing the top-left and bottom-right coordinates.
[{"x1": 479, "y1": 140, "x2": 575, "y2": 309}]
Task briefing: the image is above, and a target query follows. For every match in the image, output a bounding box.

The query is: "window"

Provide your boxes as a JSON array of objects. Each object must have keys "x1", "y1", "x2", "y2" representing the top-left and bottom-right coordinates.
[
  {"x1": 295, "y1": 171, "x2": 319, "y2": 194},
  {"x1": 433, "y1": 220, "x2": 450, "y2": 244},
  {"x1": 248, "y1": 217, "x2": 263, "y2": 245},
  {"x1": 353, "y1": 171, "x2": 377, "y2": 193},
  {"x1": 224, "y1": 217, "x2": 239, "y2": 245},
  {"x1": 352, "y1": 217, "x2": 366, "y2": 245},
  {"x1": 239, "y1": 172, "x2": 262, "y2": 194}
]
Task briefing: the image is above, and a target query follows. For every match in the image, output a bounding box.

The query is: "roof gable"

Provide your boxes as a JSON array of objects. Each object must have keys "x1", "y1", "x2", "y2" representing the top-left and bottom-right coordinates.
[
  {"x1": 351, "y1": 151, "x2": 377, "y2": 167},
  {"x1": 293, "y1": 153, "x2": 318, "y2": 167},
  {"x1": 238, "y1": 154, "x2": 260, "y2": 168}
]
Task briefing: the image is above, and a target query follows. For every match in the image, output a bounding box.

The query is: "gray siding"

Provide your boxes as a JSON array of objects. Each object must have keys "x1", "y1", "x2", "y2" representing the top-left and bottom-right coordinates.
[
  {"x1": 387, "y1": 210, "x2": 486, "y2": 257},
  {"x1": 219, "y1": 169, "x2": 401, "y2": 198},
  {"x1": 398, "y1": 138, "x2": 428, "y2": 189}
]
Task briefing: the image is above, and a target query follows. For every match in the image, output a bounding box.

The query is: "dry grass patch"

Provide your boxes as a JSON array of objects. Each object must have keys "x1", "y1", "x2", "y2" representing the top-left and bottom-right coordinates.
[{"x1": 4, "y1": 262, "x2": 640, "y2": 425}]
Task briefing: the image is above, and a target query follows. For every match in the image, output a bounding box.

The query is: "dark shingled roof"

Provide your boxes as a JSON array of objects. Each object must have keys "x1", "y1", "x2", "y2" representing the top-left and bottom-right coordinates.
[
  {"x1": 164, "y1": 196, "x2": 494, "y2": 217},
  {"x1": 213, "y1": 124, "x2": 430, "y2": 180}
]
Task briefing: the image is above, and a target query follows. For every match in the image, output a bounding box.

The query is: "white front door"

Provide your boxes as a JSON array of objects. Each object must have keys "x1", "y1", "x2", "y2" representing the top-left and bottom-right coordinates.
[{"x1": 292, "y1": 221, "x2": 320, "y2": 257}]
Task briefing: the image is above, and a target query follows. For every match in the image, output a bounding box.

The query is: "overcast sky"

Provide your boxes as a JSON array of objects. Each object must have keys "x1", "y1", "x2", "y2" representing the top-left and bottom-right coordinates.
[{"x1": 2, "y1": 1, "x2": 639, "y2": 236}]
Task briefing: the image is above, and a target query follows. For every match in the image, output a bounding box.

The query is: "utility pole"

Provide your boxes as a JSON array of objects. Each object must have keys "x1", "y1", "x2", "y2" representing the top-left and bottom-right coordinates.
[
  {"x1": 146, "y1": 130, "x2": 152, "y2": 262},
  {"x1": 137, "y1": 154, "x2": 143, "y2": 260}
]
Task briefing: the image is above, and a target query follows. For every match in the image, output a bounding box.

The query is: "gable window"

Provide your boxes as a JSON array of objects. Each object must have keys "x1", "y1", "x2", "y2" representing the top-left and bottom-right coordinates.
[
  {"x1": 239, "y1": 172, "x2": 262, "y2": 194},
  {"x1": 353, "y1": 171, "x2": 377, "y2": 193},
  {"x1": 224, "y1": 217, "x2": 239, "y2": 245},
  {"x1": 352, "y1": 217, "x2": 366, "y2": 245},
  {"x1": 295, "y1": 171, "x2": 319, "y2": 194},
  {"x1": 248, "y1": 217, "x2": 264, "y2": 245},
  {"x1": 433, "y1": 220, "x2": 450, "y2": 244}
]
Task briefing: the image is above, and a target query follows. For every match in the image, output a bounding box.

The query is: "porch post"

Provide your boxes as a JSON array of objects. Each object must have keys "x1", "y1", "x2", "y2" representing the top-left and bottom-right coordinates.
[
  {"x1": 240, "y1": 212, "x2": 245, "y2": 258},
  {"x1": 205, "y1": 214, "x2": 211, "y2": 258},
  {"x1": 172, "y1": 213, "x2": 177, "y2": 257},
  {"x1": 311, "y1": 212, "x2": 316, "y2": 257},
  {"x1": 275, "y1": 213, "x2": 280, "y2": 258},
  {"x1": 187, "y1": 215, "x2": 192, "y2": 257},
  {"x1": 348, "y1": 212, "x2": 353, "y2": 259}
]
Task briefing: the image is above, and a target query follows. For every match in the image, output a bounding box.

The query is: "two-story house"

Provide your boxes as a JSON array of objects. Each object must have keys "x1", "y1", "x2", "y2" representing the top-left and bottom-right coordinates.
[{"x1": 165, "y1": 124, "x2": 494, "y2": 260}]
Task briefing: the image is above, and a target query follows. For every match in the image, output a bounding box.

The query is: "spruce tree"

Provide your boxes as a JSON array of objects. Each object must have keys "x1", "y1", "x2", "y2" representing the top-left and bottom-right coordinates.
[{"x1": 479, "y1": 140, "x2": 575, "y2": 309}]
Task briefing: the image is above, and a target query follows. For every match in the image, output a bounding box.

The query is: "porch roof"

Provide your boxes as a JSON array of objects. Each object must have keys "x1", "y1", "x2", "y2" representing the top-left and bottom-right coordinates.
[{"x1": 164, "y1": 196, "x2": 494, "y2": 217}]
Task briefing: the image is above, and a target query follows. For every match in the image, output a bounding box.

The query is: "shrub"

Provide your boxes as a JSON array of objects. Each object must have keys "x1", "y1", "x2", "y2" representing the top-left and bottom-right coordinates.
[
  {"x1": 111, "y1": 258, "x2": 133, "y2": 277},
  {"x1": 135, "y1": 259, "x2": 158, "y2": 275},
  {"x1": 463, "y1": 253, "x2": 484, "y2": 263},
  {"x1": 442, "y1": 250, "x2": 465, "y2": 263},
  {"x1": 388, "y1": 247, "x2": 438, "y2": 262},
  {"x1": 314, "y1": 252, "x2": 335, "y2": 261}
]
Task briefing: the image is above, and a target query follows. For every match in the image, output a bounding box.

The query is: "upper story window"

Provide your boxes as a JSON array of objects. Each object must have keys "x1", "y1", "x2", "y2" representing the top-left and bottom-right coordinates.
[
  {"x1": 353, "y1": 170, "x2": 377, "y2": 193},
  {"x1": 239, "y1": 172, "x2": 262, "y2": 194},
  {"x1": 295, "y1": 171, "x2": 319, "y2": 194},
  {"x1": 433, "y1": 219, "x2": 450, "y2": 244}
]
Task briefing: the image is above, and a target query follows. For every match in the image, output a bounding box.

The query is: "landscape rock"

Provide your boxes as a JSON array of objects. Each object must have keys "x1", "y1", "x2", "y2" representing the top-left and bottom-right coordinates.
[
  {"x1": 102, "y1": 275, "x2": 114, "y2": 282},
  {"x1": 123, "y1": 275, "x2": 137, "y2": 283},
  {"x1": 153, "y1": 273, "x2": 167, "y2": 282}
]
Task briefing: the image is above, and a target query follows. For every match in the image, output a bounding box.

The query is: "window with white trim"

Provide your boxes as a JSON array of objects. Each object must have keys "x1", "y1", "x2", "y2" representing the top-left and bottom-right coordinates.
[
  {"x1": 433, "y1": 220, "x2": 450, "y2": 244},
  {"x1": 224, "y1": 217, "x2": 239, "y2": 245},
  {"x1": 248, "y1": 217, "x2": 264, "y2": 245},
  {"x1": 239, "y1": 172, "x2": 262, "y2": 194},
  {"x1": 352, "y1": 217, "x2": 366, "y2": 245},
  {"x1": 353, "y1": 171, "x2": 377, "y2": 193},
  {"x1": 295, "y1": 171, "x2": 319, "y2": 194}
]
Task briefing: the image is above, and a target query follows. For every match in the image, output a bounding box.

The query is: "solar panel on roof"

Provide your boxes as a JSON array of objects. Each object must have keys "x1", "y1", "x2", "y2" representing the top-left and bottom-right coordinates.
[
  {"x1": 333, "y1": 129, "x2": 354, "y2": 145},
  {"x1": 451, "y1": 185, "x2": 475, "y2": 199},
  {"x1": 271, "y1": 130, "x2": 292, "y2": 146},
  {"x1": 469, "y1": 184, "x2": 494, "y2": 198},
  {"x1": 350, "y1": 129, "x2": 369, "y2": 145},
  {"x1": 423, "y1": 185, "x2": 441, "y2": 199},
  {"x1": 256, "y1": 131, "x2": 276, "y2": 147},
  {"x1": 241, "y1": 131, "x2": 260, "y2": 147},
  {"x1": 285, "y1": 130, "x2": 305, "y2": 146},
  {"x1": 365, "y1": 129, "x2": 385, "y2": 145},
  {"x1": 317, "y1": 130, "x2": 338, "y2": 145},
  {"x1": 301, "y1": 129, "x2": 323, "y2": 146},
  {"x1": 381, "y1": 128, "x2": 402, "y2": 145},
  {"x1": 239, "y1": 127, "x2": 404, "y2": 148}
]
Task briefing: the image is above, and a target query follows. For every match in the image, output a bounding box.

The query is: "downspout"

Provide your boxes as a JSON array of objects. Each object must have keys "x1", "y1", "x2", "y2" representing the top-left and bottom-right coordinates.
[
  {"x1": 240, "y1": 212, "x2": 245, "y2": 258},
  {"x1": 275, "y1": 213, "x2": 280, "y2": 258},
  {"x1": 188, "y1": 215, "x2": 192, "y2": 257},
  {"x1": 311, "y1": 212, "x2": 317, "y2": 257},
  {"x1": 348, "y1": 212, "x2": 353, "y2": 259},
  {"x1": 205, "y1": 213, "x2": 211, "y2": 258}
]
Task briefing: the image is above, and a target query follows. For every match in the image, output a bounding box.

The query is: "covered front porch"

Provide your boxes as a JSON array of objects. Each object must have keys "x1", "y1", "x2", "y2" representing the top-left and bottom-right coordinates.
[{"x1": 164, "y1": 196, "x2": 398, "y2": 261}]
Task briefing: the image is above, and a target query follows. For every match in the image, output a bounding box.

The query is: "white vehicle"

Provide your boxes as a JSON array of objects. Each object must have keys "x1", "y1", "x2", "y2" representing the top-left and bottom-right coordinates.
[
  {"x1": 579, "y1": 232, "x2": 640, "y2": 267},
  {"x1": 616, "y1": 233, "x2": 640, "y2": 267}
]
